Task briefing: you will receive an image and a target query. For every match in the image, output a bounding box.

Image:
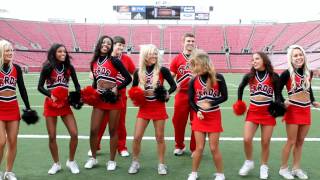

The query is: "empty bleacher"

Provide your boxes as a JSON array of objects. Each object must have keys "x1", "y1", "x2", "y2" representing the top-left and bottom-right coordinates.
[{"x1": 2, "y1": 18, "x2": 320, "y2": 72}]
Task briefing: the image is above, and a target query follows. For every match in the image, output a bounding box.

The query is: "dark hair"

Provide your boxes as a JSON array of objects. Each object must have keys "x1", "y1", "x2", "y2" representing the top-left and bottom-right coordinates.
[
  {"x1": 183, "y1": 32, "x2": 195, "y2": 41},
  {"x1": 113, "y1": 36, "x2": 125, "y2": 45},
  {"x1": 44, "y1": 43, "x2": 71, "y2": 76},
  {"x1": 249, "y1": 52, "x2": 276, "y2": 83},
  {"x1": 91, "y1": 35, "x2": 113, "y2": 71}
]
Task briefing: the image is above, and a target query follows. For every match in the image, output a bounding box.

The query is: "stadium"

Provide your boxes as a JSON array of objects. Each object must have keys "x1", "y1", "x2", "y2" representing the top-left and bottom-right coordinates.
[{"x1": 0, "y1": 0, "x2": 320, "y2": 180}]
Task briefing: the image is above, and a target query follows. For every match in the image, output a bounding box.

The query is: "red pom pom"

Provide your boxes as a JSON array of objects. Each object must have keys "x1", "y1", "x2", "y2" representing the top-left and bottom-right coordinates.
[
  {"x1": 51, "y1": 87, "x2": 68, "y2": 100},
  {"x1": 128, "y1": 86, "x2": 146, "y2": 106},
  {"x1": 233, "y1": 100, "x2": 247, "y2": 116},
  {"x1": 81, "y1": 86, "x2": 100, "y2": 106},
  {"x1": 48, "y1": 87, "x2": 68, "y2": 108}
]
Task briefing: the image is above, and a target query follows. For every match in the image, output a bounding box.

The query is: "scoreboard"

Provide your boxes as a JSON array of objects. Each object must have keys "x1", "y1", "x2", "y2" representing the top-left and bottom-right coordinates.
[{"x1": 114, "y1": 5, "x2": 210, "y2": 20}]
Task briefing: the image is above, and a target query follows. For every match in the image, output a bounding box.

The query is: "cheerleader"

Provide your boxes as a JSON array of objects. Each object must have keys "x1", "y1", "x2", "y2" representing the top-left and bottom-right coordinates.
[
  {"x1": 236, "y1": 52, "x2": 281, "y2": 179},
  {"x1": 84, "y1": 36, "x2": 132, "y2": 171},
  {"x1": 187, "y1": 49, "x2": 227, "y2": 180},
  {"x1": 170, "y1": 33, "x2": 196, "y2": 156},
  {"x1": 38, "y1": 43, "x2": 81, "y2": 175},
  {"x1": 279, "y1": 45, "x2": 320, "y2": 180},
  {"x1": 88, "y1": 36, "x2": 136, "y2": 157},
  {"x1": 127, "y1": 44, "x2": 176, "y2": 175},
  {"x1": 0, "y1": 40, "x2": 36, "y2": 180}
]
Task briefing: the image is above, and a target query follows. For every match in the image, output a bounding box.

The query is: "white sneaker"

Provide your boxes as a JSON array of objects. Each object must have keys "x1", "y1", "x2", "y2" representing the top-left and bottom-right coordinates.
[
  {"x1": 0, "y1": 172, "x2": 3, "y2": 180},
  {"x1": 239, "y1": 160, "x2": 254, "y2": 176},
  {"x1": 187, "y1": 172, "x2": 198, "y2": 180},
  {"x1": 292, "y1": 169, "x2": 308, "y2": 179},
  {"x1": 48, "y1": 163, "x2": 62, "y2": 175},
  {"x1": 279, "y1": 167, "x2": 294, "y2": 179},
  {"x1": 120, "y1": 150, "x2": 130, "y2": 157},
  {"x1": 214, "y1": 173, "x2": 225, "y2": 180},
  {"x1": 3, "y1": 172, "x2": 17, "y2": 180},
  {"x1": 106, "y1": 161, "x2": 117, "y2": 171},
  {"x1": 173, "y1": 148, "x2": 185, "y2": 156},
  {"x1": 128, "y1": 161, "x2": 140, "y2": 174},
  {"x1": 84, "y1": 158, "x2": 98, "y2": 169},
  {"x1": 158, "y1": 163, "x2": 167, "y2": 175},
  {"x1": 66, "y1": 160, "x2": 80, "y2": 174},
  {"x1": 260, "y1": 164, "x2": 269, "y2": 179}
]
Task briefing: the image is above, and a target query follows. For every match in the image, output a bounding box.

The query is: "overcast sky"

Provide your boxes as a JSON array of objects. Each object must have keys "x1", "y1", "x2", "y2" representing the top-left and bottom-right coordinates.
[{"x1": 1, "y1": 0, "x2": 320, "y2": 24}]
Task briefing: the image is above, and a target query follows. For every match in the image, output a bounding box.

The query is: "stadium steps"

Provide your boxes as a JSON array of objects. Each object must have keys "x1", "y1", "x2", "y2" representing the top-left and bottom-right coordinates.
[
  {"x1": 128, "y1": 24, "x2": 133, "y2": 48},
  {"x1": 4, "y1": 20, "x2": 34, "y2": 49},
  {"x1": 35, "y1": 22, "x2": 53, "y2": 48},
  {"x1": 307, "y1": 41, "x2": 320, "y2": 51},
  {"x1": 294, "y1": 24, "x2": 320, "y2": 50},
  {"x1": 96, "y1": 24, "x2": 103, "y2": 50},
  {"x1": 69, "y1": 24, "x2": 79, "y2": 51},
  {"x1": 244, "y1": 24, "x2": 256, "y2": 52},
  {"x1": 36, "y1": 22, "x2": 53, "y2": 45},
  {"x1": 159, "y1": 25, "x2": 164, "y2": 49},
  {"x1": 268, "y1": 23, "x2": 289, "y2": 51},
  {"x1": 222, "y1": 26, "x2": 231, "y2": 69},
  {"x1": 294, "y1": 23, "x2": 320, "y2": 46},
  {"x1": 223, "y1": 26, "x2": 228, "y2": 51}
]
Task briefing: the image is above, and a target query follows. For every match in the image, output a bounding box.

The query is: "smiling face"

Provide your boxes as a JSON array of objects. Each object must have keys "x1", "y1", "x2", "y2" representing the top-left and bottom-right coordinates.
[
  {"x1": 145, "y1": 50, "x2": 158, "y2": 66},
  {"x1": 183, "y1": 37, "x2": 195, "y2": 54},
  {"x1": 291, "y1": 48, "x2": 305, "y2": 69},
  {"x1": 55, "y1": 46, "x2": 67, "y2": 62},
  {"x1": 113, "y1": 42, "x2": 125, "y2": 56},
  {"x1": 251, "y1": 53, "x2": 265, "y2": 71},
  {"x1": 3, "y1": 45, "x2": 13, "y2": 64},
  {"x1": 100, "y1": 37, "x2": 112, "y2": 55}
]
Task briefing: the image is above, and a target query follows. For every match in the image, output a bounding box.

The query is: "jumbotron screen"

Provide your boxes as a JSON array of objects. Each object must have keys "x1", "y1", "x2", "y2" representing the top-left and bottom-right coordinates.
[
  {"x1": 146, "y1": 6, "x2": 180, "y2": 20},
  {"x1": 114, "y1": 5, "x2": 209, "y2": 20}
]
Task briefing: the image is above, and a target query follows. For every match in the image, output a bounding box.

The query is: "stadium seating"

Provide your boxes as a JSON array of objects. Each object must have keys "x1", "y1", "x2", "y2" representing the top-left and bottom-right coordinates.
[
  {"x1": 71, "y1": 24, "x2": 100, "y2": 52},
  {"x1": 195, "y1": 26, "x2": 224, "y2": 52},
  {"x1": 1, "y1": 18, "x2": 320, "y2": 72}
]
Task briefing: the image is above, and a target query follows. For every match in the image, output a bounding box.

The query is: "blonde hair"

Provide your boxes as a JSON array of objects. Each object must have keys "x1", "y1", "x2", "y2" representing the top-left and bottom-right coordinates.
[
  {"x1": 0, "y1": 40, "x2": 13, "y2": 69},
  {"x1": 287, "y1": 45, "x2": 310, "y2": 90},
  {"x1": 190, "y1": 49, "x2": 217, "y2": 89},
  {"x1": 138, "y1": 44, "x2": 161, "y2": 88}
]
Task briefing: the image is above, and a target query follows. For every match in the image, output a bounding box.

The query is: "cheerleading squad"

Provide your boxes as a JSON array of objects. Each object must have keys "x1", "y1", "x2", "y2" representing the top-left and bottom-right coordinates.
[{"x1": 0, "y1": 32, "x2": 319, "y2": 180}]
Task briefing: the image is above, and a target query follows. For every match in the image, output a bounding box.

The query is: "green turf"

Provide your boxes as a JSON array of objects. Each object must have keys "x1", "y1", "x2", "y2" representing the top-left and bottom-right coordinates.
[{"x1": 1, "y1": 72, "x2": 319, "y2": 179}]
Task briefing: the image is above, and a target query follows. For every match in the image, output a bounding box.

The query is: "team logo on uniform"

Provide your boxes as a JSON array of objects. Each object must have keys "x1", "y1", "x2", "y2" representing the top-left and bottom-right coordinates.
[
  {"x1": 197, "y1": 87, "x2": 220, "y2": 99},
  {"x1": 56, "y1": 74, "x2": 68, "y2": 84},
  {"x1": 95, "y1": 67, "x2": 111, "y2": 77},
  {"x1": 250, "y1": 83, "x2": 273, "y2": 95},
  {"x1": 178, "y1": 64, "x2": 190, "y2": 75},
  {"x1": 0, "y1": 76, "x2": 16, "y2": 86}
]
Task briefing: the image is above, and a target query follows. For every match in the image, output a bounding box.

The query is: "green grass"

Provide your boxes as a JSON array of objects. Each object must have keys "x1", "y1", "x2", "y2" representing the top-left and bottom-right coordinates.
[{"x1": 2, "y1": 72, "x2": 320, "y2": 179}]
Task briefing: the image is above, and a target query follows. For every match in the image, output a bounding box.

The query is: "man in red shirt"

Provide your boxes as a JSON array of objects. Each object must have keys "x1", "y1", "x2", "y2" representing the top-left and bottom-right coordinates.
[{"x1": 170, "y1": 33, "x2": 196, "y2": 156}]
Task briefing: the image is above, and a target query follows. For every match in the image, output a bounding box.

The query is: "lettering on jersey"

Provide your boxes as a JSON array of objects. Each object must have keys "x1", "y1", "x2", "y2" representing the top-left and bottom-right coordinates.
[
  {"x1": 0, "y1": 76, "x2": 16, "y2": 86},
  {"x1": 178, "y1": 64, "x2": 190, "y2": 75},
  {"x1": 94, "y1": 66, "x2": 111, "y2": 77},
  {"x1": 197, "y1": 87, "x2": 220, "y2": 99},
  {"x1": 250, "y1": 84, "x2": 273, "y2": 95},
  {"x1": 56, "y1": 74, "x2": 68, "y2": 84}
]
